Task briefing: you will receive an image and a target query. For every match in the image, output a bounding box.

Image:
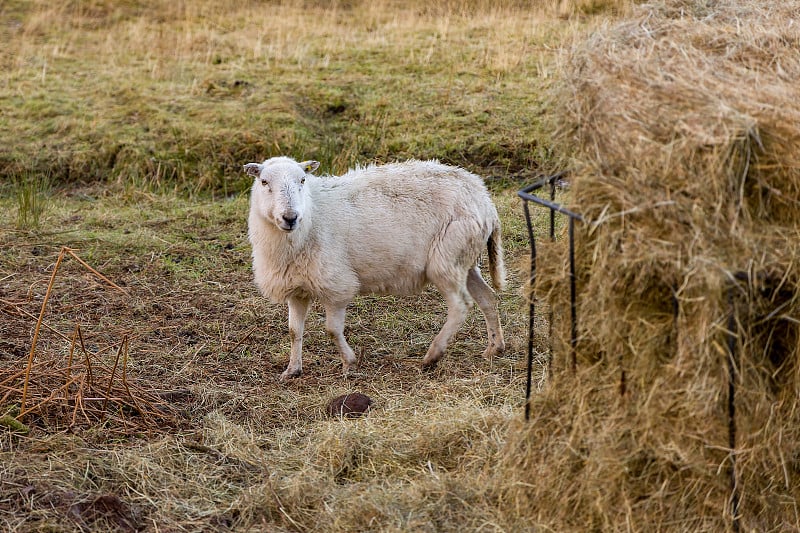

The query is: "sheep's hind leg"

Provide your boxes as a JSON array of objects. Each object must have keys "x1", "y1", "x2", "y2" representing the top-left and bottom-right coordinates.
[
  {"x1": 324, "y1": 303, "x2": 358, "y2": 376},
  {"x1": 467, "y1": 267, "x2": 505, "y2": 359},
  {"x1": 421, "y1": 287, "x2": 469, "y2": 370},
  {"x1": 281, "y1": 296, "x2": 309, "y2": 381}
]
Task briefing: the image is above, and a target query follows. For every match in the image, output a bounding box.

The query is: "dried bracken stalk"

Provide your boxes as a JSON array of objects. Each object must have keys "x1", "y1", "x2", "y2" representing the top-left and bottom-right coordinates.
[{"x1": 20, "y1": 246, "x2": 67, "y2": 416}]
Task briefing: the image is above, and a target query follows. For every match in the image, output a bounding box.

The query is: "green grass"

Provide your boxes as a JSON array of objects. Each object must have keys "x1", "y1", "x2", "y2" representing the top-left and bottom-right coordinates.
[
  {"x1": 13, "y1": 170, "x2": 51, "y2": 229},
  {"x1": 0, "y1": 0, "x2": 579, "y2": 195}
]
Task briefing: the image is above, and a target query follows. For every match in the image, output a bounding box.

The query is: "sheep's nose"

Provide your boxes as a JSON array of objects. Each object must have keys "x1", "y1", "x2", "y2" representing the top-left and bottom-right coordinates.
[{"x1": 282, "y1": 212, "x2": 298, "y2": 227}]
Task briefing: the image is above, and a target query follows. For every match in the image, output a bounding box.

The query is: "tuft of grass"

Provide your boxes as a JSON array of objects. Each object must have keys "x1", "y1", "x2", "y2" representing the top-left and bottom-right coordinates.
[{"x1": 14, "y1": 171, "x2": 51, "y2": 229}]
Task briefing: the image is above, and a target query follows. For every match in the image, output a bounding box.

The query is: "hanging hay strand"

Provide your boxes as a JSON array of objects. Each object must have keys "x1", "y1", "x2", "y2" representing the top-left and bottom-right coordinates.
[{"x1": 503, "y1": 1, "x2": 800, "y2": 530}]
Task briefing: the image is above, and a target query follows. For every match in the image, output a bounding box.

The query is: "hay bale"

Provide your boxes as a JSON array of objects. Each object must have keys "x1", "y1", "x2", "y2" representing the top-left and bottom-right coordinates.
[{"x1": 504, "y1": 1, "x2": 800, "y2": 530}]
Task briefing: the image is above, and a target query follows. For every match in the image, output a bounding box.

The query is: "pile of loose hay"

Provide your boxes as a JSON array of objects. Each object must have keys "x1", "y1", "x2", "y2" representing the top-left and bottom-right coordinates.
[{"x1": 500, "y1": 1, "x2": 800, "y2": 530}]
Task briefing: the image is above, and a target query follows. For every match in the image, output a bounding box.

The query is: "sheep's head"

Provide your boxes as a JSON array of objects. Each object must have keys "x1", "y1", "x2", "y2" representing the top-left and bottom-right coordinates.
[{"x1": 244, "y1": 157, "x2": 319, "y2": 232}]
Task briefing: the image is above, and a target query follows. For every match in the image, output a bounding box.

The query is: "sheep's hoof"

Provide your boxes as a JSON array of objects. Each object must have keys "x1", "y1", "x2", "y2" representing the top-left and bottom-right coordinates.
[
  {"x1": 342, "y1": 363, "x2": 358, "y2": 378},
  {"x1": 280, "y1": 368, "x2": 302, "y2": 381},
  {"x1": 421, "y1": 359, "x2": 439, "y2": 372},
  {"x1": 482, "y1": 344, "x2": 505, "y2": 360}
]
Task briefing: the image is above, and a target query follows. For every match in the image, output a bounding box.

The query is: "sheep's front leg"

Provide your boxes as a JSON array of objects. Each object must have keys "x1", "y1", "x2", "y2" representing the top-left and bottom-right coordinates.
[
  {"x1": 324, "y1": 303, "x2": 358, "y2": 376},
  {"x1": 281, "y1": 296, "x2": 310, "y2": 381}
]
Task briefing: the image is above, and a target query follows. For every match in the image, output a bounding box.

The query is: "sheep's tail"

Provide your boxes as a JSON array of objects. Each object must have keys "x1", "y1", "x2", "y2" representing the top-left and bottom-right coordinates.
[{"x1": 487, "y1": 219, "x2": 506, "y2": 292}]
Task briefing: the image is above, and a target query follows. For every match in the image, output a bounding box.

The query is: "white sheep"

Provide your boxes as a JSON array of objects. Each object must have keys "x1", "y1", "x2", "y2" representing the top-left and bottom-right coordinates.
[{"x1": 245, "y1": 156, "x2": 506, "y2": 380}]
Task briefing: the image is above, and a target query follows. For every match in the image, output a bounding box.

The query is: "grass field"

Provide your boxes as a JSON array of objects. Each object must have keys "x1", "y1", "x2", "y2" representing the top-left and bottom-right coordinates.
[
  {"x1": 0, "y1": 1, "x2": 625, "y2": 530},
  {"x1": 0, "y1": 0, "x2": 590, "y2": 194}
]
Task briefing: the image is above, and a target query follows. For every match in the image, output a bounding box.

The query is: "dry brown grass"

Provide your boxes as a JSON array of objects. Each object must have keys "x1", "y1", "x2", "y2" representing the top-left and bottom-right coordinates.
[
  {"x1": 551, "y1": 0, "x2": 635, "y2": 18},
  {"x1": 508, "y1": 0, "x2": 800, "y2": 530}
]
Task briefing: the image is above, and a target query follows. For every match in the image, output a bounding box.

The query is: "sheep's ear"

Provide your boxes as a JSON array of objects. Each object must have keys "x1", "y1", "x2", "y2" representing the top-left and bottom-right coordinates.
[
  {"x1": 243, "y1": 163, "x2": 262, "y2": 177},
  {"x1": 299, "y1": 160, "x2": 320, "y2": 174}
]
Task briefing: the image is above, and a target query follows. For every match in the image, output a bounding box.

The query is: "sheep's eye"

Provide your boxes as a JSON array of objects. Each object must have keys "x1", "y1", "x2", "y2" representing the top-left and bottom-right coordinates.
[
  {"x1": 261, "y1": 178, "x2": 269, "y2": 188},
  {"x1": 300, "y1": 177, "x2": 306, "y2": 185}
]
